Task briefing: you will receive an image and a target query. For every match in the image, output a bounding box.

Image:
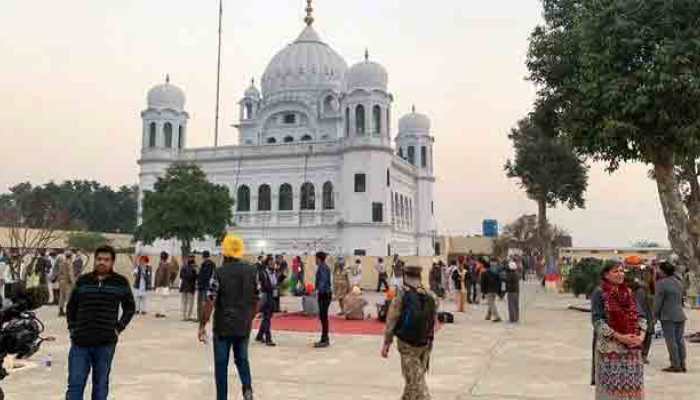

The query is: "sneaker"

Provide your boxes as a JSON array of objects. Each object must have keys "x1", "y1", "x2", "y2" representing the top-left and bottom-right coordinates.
[
  {"x1": 265, "y1": 341, "x2": 277, "y2": 347},
  {"x1": 313, "y1": 341, "x2": 330, "y2": 348},
  {"x1": 243, "y1": 389, "x2": 254, "y2": 400},
  {"x1": 254, "y1": 336, "x2": 264, "y2": 343},
  {"x1": 493, "y1": 318, "x2": 502, "y2": 323},
  {"x1": 662, "y1": 366, "x2": 682, "y2": 373}
]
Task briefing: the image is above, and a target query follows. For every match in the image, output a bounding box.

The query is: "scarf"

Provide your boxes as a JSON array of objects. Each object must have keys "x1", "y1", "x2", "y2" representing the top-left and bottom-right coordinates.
[{"x1": 601, "y1": 279, "x2": 639, "y2": 336}]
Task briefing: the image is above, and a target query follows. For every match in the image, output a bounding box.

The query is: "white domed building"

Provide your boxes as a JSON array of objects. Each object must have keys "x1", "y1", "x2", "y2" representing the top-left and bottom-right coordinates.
[{"x1": 138, "y1": 6, "x2": 437, "y2": 256}]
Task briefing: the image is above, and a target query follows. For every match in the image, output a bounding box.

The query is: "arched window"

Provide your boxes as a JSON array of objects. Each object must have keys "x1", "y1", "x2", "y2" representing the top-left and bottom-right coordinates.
[
  {"x1": 322, "y1": 181, "x2": 334, "y2": 210},
  {"x1": 386, "y1": 107, "x2": 391, "y2": 136},
  {"x1": 372, "y1": 105, "x2": 382, "y2": 135},
  {"x1": 178, "y1": 125, "x2": 184, "y2": 149},
  {"x1": 237, "y1": 185, "x2": 250, "y2": 212},
  {"x1": 164, "y1": 122, "x2": 173, "y2": 148},
  {"x1": 324, "y1": 95, "x2": 335, "y2": 114},
  {"x1": 399, "y1": 195, "x2": 405, "y2": 224},
  {"x1": 394, "y1": 193, "x2": 400, "y2": 222},
  {"x1": 355, "y1": 105, "x2": 365, "y2": 135},
  {"x1": 148, "y1": 122, "x2": 157, "y2": 147},
  {"x1": 301, "y1": 135, "x2": 312, "y2": 141},
  {"x1": 244, "y1": 103, "x2": 253, "y2": 119},
  {"x1": 386, "y1": 168, "x2": 391, "y2": 187},
  {"x1": 398, "y1": 147, "x2": 404, "y2": 158},
  {"x1": 345, "y1": 107, "x2": 350, "y2": 137},
  {"x1": 284, "y1": 136, "x2": 294, "y2": 143},
  {"x1": 407, "y1": 146, "x2": 416, "y2": 165},
  {"x1": 279, "y1": 184, "x2": 293, "y2": 211},
  {"x1": 266, "y1": 137, "x2": 277, "y2": 144},
  {"x1": 391, "y1": 194, "x2": 395, "y2": 224},
  {"x1": 258, "y1": 184, "x2": 271, "y2": 211},
  {"x1": 300, "y1": 182, "x2": 315, "y2": 210}
]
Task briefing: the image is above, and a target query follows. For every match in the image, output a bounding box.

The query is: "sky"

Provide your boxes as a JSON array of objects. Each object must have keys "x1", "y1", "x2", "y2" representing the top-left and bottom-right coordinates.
[{"x1": 0, "y1": 0, "x2": 669, "y2": 247}]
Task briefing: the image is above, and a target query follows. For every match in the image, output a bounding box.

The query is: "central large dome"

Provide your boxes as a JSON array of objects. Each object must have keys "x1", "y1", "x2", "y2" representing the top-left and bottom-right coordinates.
[{"x1": 261, "y1": 26, "x2": 347, "y2": 97}]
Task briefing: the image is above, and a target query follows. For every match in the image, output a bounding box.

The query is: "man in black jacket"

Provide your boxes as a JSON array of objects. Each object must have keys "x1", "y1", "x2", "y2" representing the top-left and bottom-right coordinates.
[
  {"x1": 196, "y1": 251, "x2": 216, "y2": 323},
  {"x1": 199, "y1": 235, "x2": 259, "y2": 400},
  {"x1": 65, "y1": 245, "x2": 135, "y2": 400},
  {"x1": 255, "y1": 258, "x2": 277, "y2": 346},
  {"x1": 481, "y1": 261, "x2": 503, "y2": 323}
]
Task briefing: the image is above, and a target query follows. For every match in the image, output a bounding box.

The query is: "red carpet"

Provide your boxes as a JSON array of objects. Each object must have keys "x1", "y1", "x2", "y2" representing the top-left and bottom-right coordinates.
[{"x1": 252, "y1": 312, "x2": 387, "y2": 336}]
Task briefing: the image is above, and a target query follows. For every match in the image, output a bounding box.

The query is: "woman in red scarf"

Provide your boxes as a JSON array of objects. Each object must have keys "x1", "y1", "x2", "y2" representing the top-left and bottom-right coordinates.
[{"x1": 591, "y1": 263, "x2": 646, "y2": 399}]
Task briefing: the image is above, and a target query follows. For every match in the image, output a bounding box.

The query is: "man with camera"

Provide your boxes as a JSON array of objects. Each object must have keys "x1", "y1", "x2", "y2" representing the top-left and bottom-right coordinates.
[{"x1": 65, "y1": 245, "x2": 135, "y2": 400}]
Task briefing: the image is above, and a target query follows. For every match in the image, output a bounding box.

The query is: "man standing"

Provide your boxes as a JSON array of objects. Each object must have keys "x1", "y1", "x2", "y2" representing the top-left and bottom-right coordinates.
[
  {"x1": 381, "y1": 266, "x2": 438, "y2": 400},
  {"x1": 375, "y1": 257, "x2": 389, "y2": 292},
  {"x1": 505, "y1": 261, "x2": 520, "y2": 323},
  {"x1": 154, "y1": 252, "x2": 171, "y2": 318},
  {"x1": 255, "y1": 258, "x2": 277, "y2": 346},
  {"x1": 72, "y1": 250, "x2": 85, "y2": 280},
  {"x1": 481, "y1": 261, "x2": 503, "y2": 323},
  {"x1": 179, "y1": 255, "x2": 198, "y2": 321},
  {"x1": 58, "y1": 251, "x2": 77, "y2": 317},
  {"x1": 655, "y1": 261, "x2": 688, "y2": 373},
  {"x1": 392, "y1": 256, "x2": 405, "y2": 288},
  {"x1": 197, "y1": 251, "x2": 216, "y2": 323},
  {"x1": 65, "y1": 245, "x2": 135, "y2": 400},
  {"x1": 199, "y1": 234, "x2": 258, "y2": 400},
  {"x1": 48, "y1": 251, "x2": 60, "y2": 305},
  {"x1": 133, "y1": 256, "x2": 153, "y2": 315},
  {"x1": 314, "y1": 251, "x2": 332, "y2": 348}
]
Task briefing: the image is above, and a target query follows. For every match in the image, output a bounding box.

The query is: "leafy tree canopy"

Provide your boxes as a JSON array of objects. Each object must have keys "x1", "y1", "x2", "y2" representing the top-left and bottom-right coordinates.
[
  {"x1": 528, "y1": 0, "x2": 700, "y2": 168},
  {"x1": 505, "y1": 103, "x2": 588, "y2": 210},
  {"x1": 134, "y1": 163, "x2": 233, "y2": 256},
  {"x1": 0, "y1": 180, "x2": 137, "y2": 233},
  {"x1": 67, "y1": 232, "x2": 110, "y2": 253}
]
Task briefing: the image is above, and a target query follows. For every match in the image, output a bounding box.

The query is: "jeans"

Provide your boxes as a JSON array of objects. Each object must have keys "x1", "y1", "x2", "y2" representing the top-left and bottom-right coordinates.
[
  {"x1": 469, "y1": 282, "x2": 479, "y2": 304},
  {"x1": 661, "y1": 320, "x2": 687, "y2": 369},
  {"x1": 485, "y1": 293, "x2": 501, "y2": 321},
  {"x1": 214, "y1": 335, "x2": 252, "y2": 400},
  {"x1": 181, "y1": 292, "x2": 194, "y2": 320},
  {"x1": 256, "y1": 293, "x2": 274, "y2": 342},
  {"x1": 65, "y1": 344, "x2": 117, "y2": 400},
  {"x1": 318, "y1": 292, "x2": 332, "y2": 342}
]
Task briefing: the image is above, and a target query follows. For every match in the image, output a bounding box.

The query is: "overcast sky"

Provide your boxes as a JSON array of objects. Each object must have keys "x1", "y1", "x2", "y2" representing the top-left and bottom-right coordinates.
[{"x1": 0, "y1": 0, "x2": 669, "y2": 247}]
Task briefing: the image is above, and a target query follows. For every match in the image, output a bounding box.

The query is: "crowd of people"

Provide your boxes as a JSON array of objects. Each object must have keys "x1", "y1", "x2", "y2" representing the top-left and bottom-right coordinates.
[{"x1": 1, "y1": 243, "x2": 696, "y2": 400}]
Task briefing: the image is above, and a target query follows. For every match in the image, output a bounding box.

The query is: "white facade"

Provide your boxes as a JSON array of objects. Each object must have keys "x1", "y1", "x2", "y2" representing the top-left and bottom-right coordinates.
[{"x1": 137, "y1": 12, "x2": 437, "y2": 257}]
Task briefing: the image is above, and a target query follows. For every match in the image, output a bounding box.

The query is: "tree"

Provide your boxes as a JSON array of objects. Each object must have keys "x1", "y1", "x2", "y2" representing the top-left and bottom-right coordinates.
[
  {"x1": 505, "y1": 104, "x2": 588, "y2": 271},
  {"x1": 67, "y1": 232, "x2": 110, "y2": 259},
  {"x1": 0, "y1": 190, "x2": 68, "y2": 282},
  {"x1": 493, "y1": 214, "x2": 571, "y2": 261},
  {"x1": 527, "y1": 0, "x2": 700, "y2": 284},
  {"x1": 0, "y1": 181, "x2": 138, "y2": 233},
  {"x1": 134, "y1": 163, "x2": 234, "y2": 257}
]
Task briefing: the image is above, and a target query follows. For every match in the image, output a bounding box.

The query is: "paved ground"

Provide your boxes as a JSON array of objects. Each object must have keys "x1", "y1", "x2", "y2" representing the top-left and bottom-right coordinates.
[{"x1": 2, "y1": 282, "x2": 699, "y2": 399}]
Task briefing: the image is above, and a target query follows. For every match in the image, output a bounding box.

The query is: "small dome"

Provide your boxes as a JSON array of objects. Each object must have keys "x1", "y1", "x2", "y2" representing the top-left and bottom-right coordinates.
[
  {"x1": 399, "y1": 106, "x2": 431, "y2": 133},
  {"x1": 244, "y1": 79, "x2": 260, "y2": 98},
  {"x1": 147, "y1": 76, "x2": 185, "y2": 110},
  {"x1": 261, "y1": 25, "x2": 348, "y2": 97},
  {"x1": 346, "y1": 51, "x2": 388, "y2": 91}
]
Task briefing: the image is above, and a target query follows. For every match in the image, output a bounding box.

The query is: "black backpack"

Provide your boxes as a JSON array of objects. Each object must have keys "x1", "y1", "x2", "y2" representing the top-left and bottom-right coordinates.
[{"x1": 394, "y1": 287, "x2": 437, "y2": 346}]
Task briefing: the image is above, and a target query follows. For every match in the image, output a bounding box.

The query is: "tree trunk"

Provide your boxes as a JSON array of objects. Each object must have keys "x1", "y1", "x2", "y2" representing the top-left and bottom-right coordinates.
[
  {"x1": 679, "y1": 158, "x2": 700, "y2": 296},
  {"x1": 180, "y1": 240, "x2": 191, "y2": 259},
  {"x1": 653, "y1": 159, "x2": 699, "y2": 283},
  {"x1": 537, "y1": 198, "x2": 553, "y2": 275}
]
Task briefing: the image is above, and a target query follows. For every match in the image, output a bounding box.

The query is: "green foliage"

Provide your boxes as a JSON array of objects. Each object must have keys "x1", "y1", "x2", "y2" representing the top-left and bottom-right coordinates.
[
  {"x1": 67, "y1": 232, "x2": 110, "y2": 253},
  {"x1": 0, "y1": 181, "x2": 137, "y2": 233},
  {"x1": 134, "y1": 163, "x2": 233, "y2": 255},
  {"x1": 567, "y1": 258, "x2": 620, "y2": 298},
  {"x1": 493, "y1": 214, "x2": 570, "y2": 258},
  {"x1": 505, "y1": 104, "x2": 588, "y2": 210},
  {"x1": 527, "y1": 0, "x2": 700, "y2": 168}
]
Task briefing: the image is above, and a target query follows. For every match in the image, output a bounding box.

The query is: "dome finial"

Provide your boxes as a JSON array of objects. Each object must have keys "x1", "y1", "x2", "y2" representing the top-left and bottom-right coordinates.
[
  {"x1": 251, "y1": 77, "x2": 255, "y2": 86},
  {"x1": 304, "y1": 0, "x2": 314, "y2": 26},
  {"x1": 165, "y1": 74, "x2": 170, "y2": 84},
  {"x1": 412, "y1": 104, "x2": 416, "y2": 113},
  {"x1": 364, "y1": 48, "x2": 369, "y2": 61}
]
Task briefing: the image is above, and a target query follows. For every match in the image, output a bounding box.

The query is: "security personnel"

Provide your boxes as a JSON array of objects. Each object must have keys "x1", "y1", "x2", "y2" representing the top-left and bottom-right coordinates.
[{"x1": 381, "y1": 266, "x2": 438, "y2": 400}]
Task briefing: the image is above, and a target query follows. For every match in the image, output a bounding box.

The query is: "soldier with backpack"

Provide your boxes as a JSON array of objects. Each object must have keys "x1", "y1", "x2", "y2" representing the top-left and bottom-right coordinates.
[{"x1": 381, "y1": 266, "x2": 438, "y2": 400}]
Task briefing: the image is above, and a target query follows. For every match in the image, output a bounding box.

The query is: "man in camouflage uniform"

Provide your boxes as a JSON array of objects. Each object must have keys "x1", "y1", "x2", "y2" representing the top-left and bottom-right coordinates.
[{"x1": 381, "y1": 266, "x2": 438, "y2": 400}]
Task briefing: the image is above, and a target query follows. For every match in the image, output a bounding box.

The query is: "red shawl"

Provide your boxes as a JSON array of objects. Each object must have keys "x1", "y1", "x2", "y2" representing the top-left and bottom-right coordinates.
[{"x1": 601, "y1": 280, "x2": 639, "y2": 336}]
